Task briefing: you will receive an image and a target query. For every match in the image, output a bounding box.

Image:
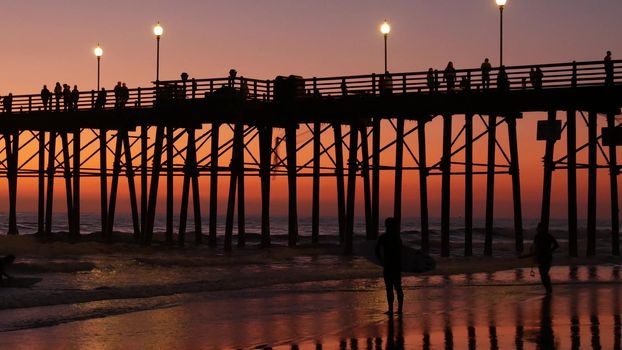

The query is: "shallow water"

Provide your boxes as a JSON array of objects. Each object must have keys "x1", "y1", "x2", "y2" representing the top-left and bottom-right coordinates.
[{"x1": 0, "y1": 265, "x2": 619, "y2": 349}]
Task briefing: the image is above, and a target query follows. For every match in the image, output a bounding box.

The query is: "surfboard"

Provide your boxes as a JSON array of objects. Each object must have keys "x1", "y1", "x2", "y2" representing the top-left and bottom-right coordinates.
[
  {"x1": 1, "y1": 277, "x2": 42, "y2": 288},
  {"x1": 360, "y1": 241, "x2": 436, "y2": 273}
]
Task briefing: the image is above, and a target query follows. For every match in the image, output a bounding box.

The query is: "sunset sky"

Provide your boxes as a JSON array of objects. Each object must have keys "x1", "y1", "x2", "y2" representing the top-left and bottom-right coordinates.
[{"x1": 0, "y1": 1, "x2": 620, "y2": 224}]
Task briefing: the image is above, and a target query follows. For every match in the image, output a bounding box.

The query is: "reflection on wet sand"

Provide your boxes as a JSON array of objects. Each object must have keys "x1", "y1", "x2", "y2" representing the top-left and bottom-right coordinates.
[{"x1": 0, "y1": 265, "x2": 620, "y2": 349}]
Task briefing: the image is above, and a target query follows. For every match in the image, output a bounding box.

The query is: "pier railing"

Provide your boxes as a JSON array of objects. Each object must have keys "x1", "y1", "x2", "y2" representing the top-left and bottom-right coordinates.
[{"x1": 1, "y1": 59, "x2": 620, "y2": 114}]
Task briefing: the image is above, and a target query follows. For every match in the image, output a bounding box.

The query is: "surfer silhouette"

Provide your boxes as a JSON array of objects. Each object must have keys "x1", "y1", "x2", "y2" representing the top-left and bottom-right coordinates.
[
  {"x1": 533, "y1": 223, "x2": 559, "y2": 294},
  {"x1": 375, "y1": 217, "x2": 404, "y2": 315},
  {"x1": 0, "y1": 254, "x2": 15, "y2": 286}
]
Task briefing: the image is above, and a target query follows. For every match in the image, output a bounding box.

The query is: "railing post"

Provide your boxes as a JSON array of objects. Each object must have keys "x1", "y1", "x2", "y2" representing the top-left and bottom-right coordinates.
[
  {"x1": 372, "y1": 73, "x2": 376, "y2": 95},
  {"x1": 267, "y1": 80, "x2": 271, "y2": 100},
  {"x1": 402, "y1": 75, "x2": 407, "y2": 94},
  {"x1": 210, "y1": 80, "x2": 214, "y2": 94},
  {"x1": 29, "y1": 96, "x2": 32, "y2": 112},
  {"x1": 91, "y1": 90, "x2": 95, "y2": 108},
  {"x1": 571, "y1": 61, "x2": 577, "y2": 88},
  {"x1": 253, "y1": 81, "x2": 257, "y2": 99},
  {"x1": 137, "y1": 87, "x2": 141, "y2": 107}
]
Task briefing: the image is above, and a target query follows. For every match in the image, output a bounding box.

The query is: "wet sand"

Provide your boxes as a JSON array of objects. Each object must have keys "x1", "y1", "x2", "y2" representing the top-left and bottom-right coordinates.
[{"x1": 0, "y1": 265, "x2": 620, "y2": 349}]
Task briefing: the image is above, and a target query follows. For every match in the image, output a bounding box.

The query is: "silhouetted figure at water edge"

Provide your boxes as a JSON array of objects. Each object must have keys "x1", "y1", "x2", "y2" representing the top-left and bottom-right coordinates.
[
  {"x1": 533, "y1": 223, "x2": 559, "y2": 294},
  {"x1": 444, "y1": 61, "x2": 456, "y2": 91},
  {"x1": 95, "y1": 88, "x2": 107, "y2": 109},
  {"x1": 71, "y1": 85, "x2": 80, "y2": 110},
  {"x1": 497, "y1": 65, "x2": 510, "y2": 91},
  {"x1": 2, "y1": 93, "x2": 13, "y2": 114},
  {"x1": 605, "y1": 50, "x2": 614, "y2": 85},
  {"x1": 53, "y1": 82, "x2": 62, "y2": 112},
  {"x1": 0, "y1": 254, "x2": 15, "y2": 286},
  {"x1": 481, "y1": 58, "x2": 492, "y2": 89},
  {"x1": 375, "y1": 217, "x2": 404, "y2": 315},
  {"x1": 62, "y1": 84, "x2": 71, "y2": 111},
  {"x1": 426, "y1": 68, "x2": 435, "y2": 92},
  {"x1": 40, "y1": 85, "x2": 51, "y2": 111}
]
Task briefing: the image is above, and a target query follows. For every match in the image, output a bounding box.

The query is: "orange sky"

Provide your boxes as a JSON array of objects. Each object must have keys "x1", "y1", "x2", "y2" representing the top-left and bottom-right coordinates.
[{"x1": 0, "y1": 1, "x2": 620, "y2": 222}]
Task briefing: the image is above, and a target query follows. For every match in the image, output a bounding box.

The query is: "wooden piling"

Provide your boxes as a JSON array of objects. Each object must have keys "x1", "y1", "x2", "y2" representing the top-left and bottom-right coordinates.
[
  {"x1": 106, "y1": 133, "x2": 124, "y2": 239},
  {"x1": 45, "y1": 132, "x2": 56, "y2": 234},
  {"x1": 208, "y1": 123, "x2": 220, "y2": 246},
  {"x1": 360, "y1": 125, "x2": 373, "y2": 240},
  {"x1": 418, "y1": 117, "x2": 430, "y2": 254},
  {"x1": 587, "y1": 111, "x2": 597, "y2": 256},
  {"x1": 312, "y1": 122, "x2": 321, "y2": 243},
  {"x1": 224, "y1": 123, "x2": 243, "y2": 251},
  {"x1": 5, "y1": 132, "x2": 19, "y2": 235},
  {"x1": 484, "y1": 115, "x2": 497, "y2": 256},
  {"x1": 606, "y1": 112, "x2": 620, "y2": 256},
  {"x1": 72, "y1": 130, "x2": 80, "y2": 238},
  {"x1": 372, "y1": 117, "x2": 381, "y2": 239},
  {"x1": 286, "y1": 125, "x2": 299, "y2": 246},
  {"x1": 37, "y1": 131, "x2": 45, "y2": 234},
  {"x1": 237, "y1": 126, "x2": 246, "y2": 247},
  {"x1": 145, "y1": 126, "x2": 165, "y2": 244},
  {"x1": 60, "y1": 133, "x2": 74, "y2": 236},
  {"x1": 166, "y1": 126, "x2": 174, "y2": 243},
  {"x1": 507, "y1": 117, "x2": 523, "y2": 253},
  {"x1": 539, "y1": 111, "x2": 557, "y2": 236},
  {"x1": 464, "y1": 114, "x2": 473, "y2": 256},
  {"x1": 100, "y1": 130, "x2": 107, "y2": 235},
  {"x1": 566, "y1": 110, "x2": 578, "y2": 256},
  {"x1": 259, "y1": 126, "x2": 272, "y2": 246},
  {"x1": 334, "y1": 124, "x2": 346, "y2": 242},
  {"x1": 441, "y1": 114, "x2": 452, "y2": 257},
  {"x1": 345, "y1": 123, "x2": 359, "y2": 254},
  {"x1": 122, "y1": 132, "x2": 141, "y2": 238},
  {"x1": 393, "y1": 118, "x2": 405, "y2": 231},
  {"x1": 140, "y1": 126, "x2": 148, "y2": 238}
]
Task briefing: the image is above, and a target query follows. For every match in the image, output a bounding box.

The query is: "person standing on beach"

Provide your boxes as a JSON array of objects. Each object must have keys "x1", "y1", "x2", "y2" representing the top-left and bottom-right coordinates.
[
  {"x1": 533, "y1": 223, "x2": 559, "y2": 294},
  {"x1": 375, "y1": 217, "x2": 404, "y2": 315}
]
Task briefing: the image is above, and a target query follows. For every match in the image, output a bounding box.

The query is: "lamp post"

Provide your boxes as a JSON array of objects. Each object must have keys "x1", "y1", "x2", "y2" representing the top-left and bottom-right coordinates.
[
  {"x1": 380, "y1": 20, "x2": 391, "y2": 72},
  {"x1": 94, "y1": 44, "x2": 103, "y2": 90},
  {"x1": 153, "y1": 22, "x2": 164, "y2": 82},
  {"x1": 496, "y1": 0, "x2": 507, "y2": 66}
]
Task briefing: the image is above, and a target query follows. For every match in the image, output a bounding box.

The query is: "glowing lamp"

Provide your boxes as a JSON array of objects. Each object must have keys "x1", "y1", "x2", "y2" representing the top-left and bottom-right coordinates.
[
  {"x1": 380, "y1": 20, "x2": 391, "y2": 35},
  {"x1": 153, "y1": 22, "x2": 163, "y2": 37},
  {"x1": 94, "y1": 44, "x2": 103, "y2": 57},
  {"x1": 496, "y1": 0, "x2": 507, "y2": 7}
]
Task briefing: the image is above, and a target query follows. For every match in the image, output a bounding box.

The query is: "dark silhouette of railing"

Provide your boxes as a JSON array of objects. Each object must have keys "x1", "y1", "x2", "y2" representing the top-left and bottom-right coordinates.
[{"x1": 2, "y1": 59, "x2": 620, "y2": 114}]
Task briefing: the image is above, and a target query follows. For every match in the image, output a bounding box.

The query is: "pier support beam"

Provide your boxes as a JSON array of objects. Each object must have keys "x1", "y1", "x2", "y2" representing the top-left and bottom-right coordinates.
[
  {"x1": 72, "y1": 130, "x2": 80, "y2": 238},
  {"x1": 507, "y1": 116, "x2": 524, "y2": 253},
  {"x1": 360, "y1": 125, "x2": 373, "y2": 240},
  {"x1": 60, "y1": 133, "x2": 73, "y2": 237},
  {"x1": 464, "y1": 114, "x2": 473, "y2": 256},
  {"x1": 286, "y1": 124, "x2": 298, "y2": 246},
  {"x1": 225, "y1": 123, "x2": 243, "y2": 251},
  {"x1": 539, "y1": 111, "x2": 557, "y2": 237},
  {"x1": 484, "y1": 115, "x2": 497, "y2": 256},
  {"x1": 100, "y1": 130, "x2": 107, "y2": 235},
  {"x1": 345, "y1": 123, "x2": 359, "y2": 254},
  {"x1": 418, "y1": 117, "x2": 430, "y2": 254},
  {"x1": 208, "y1": 123, "x2": 221, "y2": 246},
  {"x1": 145, "y1": 126, "x2": 165, "y2": 244},
  {"x1": 259, "y1": 125, "x2": 272, "y2": 246},
  {"x1": 441, "y1": 114, "x2": 452, "y2": 257},
  {"x1": 122, "y1": 132, "x2": 140, "y2": 238},
  {"x1": 166, "y1": 126, "x2": 174, "y2": 243},
  {"x1": 312, "y1": 122, "x2": 321, "y2": 243},
  {"x1": 393, "y1": 118, "x2": 405, "y2": 231},
  {"x1": 178, "y1": 129, "x2": 202, "y2": 245},
  {"x1": 45, "y1": 132, "x2": 56, "y2": 234},
  {"x1": 334, "y1": 124, "x2": 346, "y2": 243},
  {"x1": 372, "y1": 117, "x2": 381, "y2": 239},
  {"x1": 37, "y1": 131, "x2": 45, "y2": 234},
  {"x1": 566, "y1": 110, "x2": 578, "y2": 256},
  {"x1": 237, "y1": 126, "x2": 246, "y2": 247},
  {"x1": 606, "y1": 112, "x2": 620, "y2": 256},
  {"x1": 106, "y1": 132, "x2": 124, "y2": 239},
  {"x1": 140, "y1": 126, "x2": 148, "y2": 238},
  {"x1": 587, "y1": 111, "x2": 597, "y2": 256},
  {"x1": 5, "y1": 131, "x2": 19, "y2": 235}
]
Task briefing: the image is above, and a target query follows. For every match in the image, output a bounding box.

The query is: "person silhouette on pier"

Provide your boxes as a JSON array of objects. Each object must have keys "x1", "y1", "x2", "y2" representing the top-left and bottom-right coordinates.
[
  {"x1": 54, "y1": 82, "x2": 62, "y2": 112},
  {"x1": 2, "y1": 93, "x2": 13, "y2": 114},
  {"x1": 95, "y1": 88, "x2": 107, "y2": 110},
  {"x1": 533, "y1": 67, "x2": 544, "y2": 90},
  {"x1": 114, "y1": 81, "x2": 122, "y2": 109},
  {"x1": 0, "y1": 254, "x2": 15, "y2": 286},
  {"x1": 120, "y1": 83, "x2": 129, "y2": 108},
  {"x1": 444, "y1": 61, "x2": 456, "y2": 91},
  {"x1": 497, "y1": 65, "x2": 510, "y2": 91},
  {"x1": 533, "y1": 222, "x2": 559, "y2": 294},
  {"x1": 604, "y1": 50, "x2": 614, "y2": 85},
  {"x1": 375, "y1": 217, "x2": 404, "y2": 315},
  {"x1": 481, "y1": 58, "x2": 492, "y2": 89},
  {"x1": 228, "y1": 69, "x2": 237, "y2": 87},
  {"x1": 40, "y1": 85, "x2": 51, "y2": 111},
  {"x1": 62, "y1": 84, "x2": 71, "y2": 111},
  {"x1": 71, "y1": 85, "x2": 80, "y2": 111},
  {"x1": 379, "y1": 71, "x2": 393, "y2": 96},
  {"x1": 426, "y1": 68, "x2": 436, "y2": 92}
]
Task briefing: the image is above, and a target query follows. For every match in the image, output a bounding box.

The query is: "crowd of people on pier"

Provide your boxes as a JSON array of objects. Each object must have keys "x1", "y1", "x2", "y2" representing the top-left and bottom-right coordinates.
[{"x1": 0, "y1": 51, "x2": 617, "y2": 113}]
